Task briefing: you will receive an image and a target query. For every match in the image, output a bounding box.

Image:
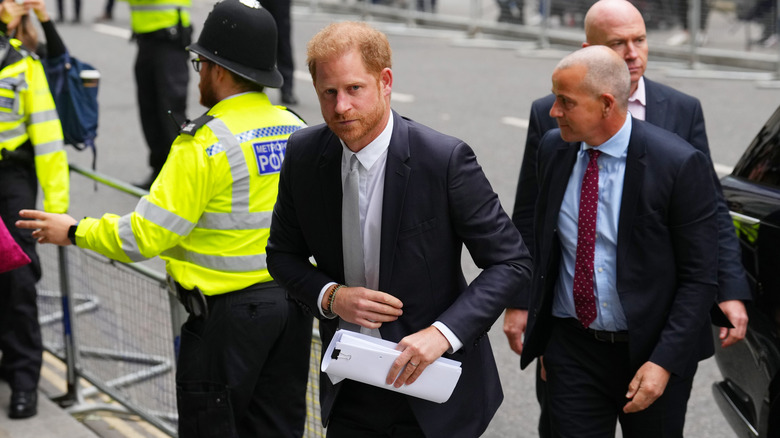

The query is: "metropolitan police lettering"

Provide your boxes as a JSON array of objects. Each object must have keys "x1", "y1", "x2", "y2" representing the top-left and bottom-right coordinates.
[{"x1": 253, "y1": 140, "x2": 286, "y2": 175}]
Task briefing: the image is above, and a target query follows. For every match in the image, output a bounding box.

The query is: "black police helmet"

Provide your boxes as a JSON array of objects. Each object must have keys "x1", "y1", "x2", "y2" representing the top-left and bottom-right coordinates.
[{"x1": 188, "y1": 0, "x2": 283, "y2": 88}]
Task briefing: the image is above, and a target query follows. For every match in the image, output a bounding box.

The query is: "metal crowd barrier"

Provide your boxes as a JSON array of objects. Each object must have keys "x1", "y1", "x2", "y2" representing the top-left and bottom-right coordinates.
[
  {"x1": 36, "y1": 162, "x2": 326, "y2": 437},
  {"x1": 297, "y1": 0, "x2": 780, "y2": 77}
]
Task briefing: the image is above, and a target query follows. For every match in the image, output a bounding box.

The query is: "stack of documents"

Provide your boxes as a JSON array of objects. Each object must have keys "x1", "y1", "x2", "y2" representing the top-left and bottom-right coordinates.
[{"x1": 321, "y1": 329, "x2": 462, "y2": 403}]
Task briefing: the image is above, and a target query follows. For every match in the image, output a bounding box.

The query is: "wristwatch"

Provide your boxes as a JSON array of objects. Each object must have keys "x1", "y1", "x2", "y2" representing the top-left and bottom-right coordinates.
[{"x1": 68, "y1": 223, "x2": 78, "y2": 246}]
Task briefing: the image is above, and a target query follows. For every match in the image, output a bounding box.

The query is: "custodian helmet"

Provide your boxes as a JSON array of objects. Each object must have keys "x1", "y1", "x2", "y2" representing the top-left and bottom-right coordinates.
[{"x1": 187, "y1": 0, "x2": 283, "y2": 88}]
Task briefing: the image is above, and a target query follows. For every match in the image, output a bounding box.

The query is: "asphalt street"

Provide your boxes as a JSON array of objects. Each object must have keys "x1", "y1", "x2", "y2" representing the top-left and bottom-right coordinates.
[{"x1": 44, "y1": 0, "x2": 780, "y2": 436}]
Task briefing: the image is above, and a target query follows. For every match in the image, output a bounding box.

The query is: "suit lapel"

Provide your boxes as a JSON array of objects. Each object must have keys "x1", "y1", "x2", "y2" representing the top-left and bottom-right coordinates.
[
  {"x1": 617, "y1": 119, "x2": 647, "y2": 265},
  {"x1": 318, "y1": 131, "x2": 347, "y2": 283},
  {"x1": 378, "y1": 112, "x2": 411, "y2": 291},
  {"x1": 546, "y1": 140, "x2": 578, "y2": 222},
  {"x1": 643, "y1": 78, "x2": 668, "y2": 127}
]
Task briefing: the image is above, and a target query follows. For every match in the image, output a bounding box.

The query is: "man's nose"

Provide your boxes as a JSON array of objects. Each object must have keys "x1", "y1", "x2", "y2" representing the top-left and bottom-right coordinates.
[{"x1": 335, "y1": 93, "x2": 351, "y2": 114}]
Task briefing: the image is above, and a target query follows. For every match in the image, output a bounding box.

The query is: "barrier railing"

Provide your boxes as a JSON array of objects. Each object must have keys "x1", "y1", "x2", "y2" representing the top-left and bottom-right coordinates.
[
  {"x1": 296, "y1": 0, "x2": 780, "y2": 76},
  {"x1": 37, "y1": 162, "x2": 326, "y2": 437}
]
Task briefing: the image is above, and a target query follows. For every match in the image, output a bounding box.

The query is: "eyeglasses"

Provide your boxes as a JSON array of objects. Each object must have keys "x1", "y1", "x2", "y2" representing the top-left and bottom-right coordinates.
[{"x1": 191, "y1": 58, "x2": 210, "y2": 73}]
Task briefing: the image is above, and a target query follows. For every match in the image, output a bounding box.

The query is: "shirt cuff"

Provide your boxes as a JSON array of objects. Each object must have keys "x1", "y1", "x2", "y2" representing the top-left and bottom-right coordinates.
[
  {"x1": 318, "y1": 282, "x2": 338, "y2": 319},
  {"x1": 432, "y1": 321, "x2": 462, "y2": 353}
]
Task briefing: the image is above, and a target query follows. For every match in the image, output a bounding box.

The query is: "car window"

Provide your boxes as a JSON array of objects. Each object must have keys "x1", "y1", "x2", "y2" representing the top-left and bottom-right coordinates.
[{"x1": 733, "y1": 107, "x2": 780, "y2": 189}]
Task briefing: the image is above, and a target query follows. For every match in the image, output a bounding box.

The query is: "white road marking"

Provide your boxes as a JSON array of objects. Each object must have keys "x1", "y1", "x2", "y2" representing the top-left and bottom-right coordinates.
[{"x1": 92, "y1": 23, "x2": 133, "y2": 40}]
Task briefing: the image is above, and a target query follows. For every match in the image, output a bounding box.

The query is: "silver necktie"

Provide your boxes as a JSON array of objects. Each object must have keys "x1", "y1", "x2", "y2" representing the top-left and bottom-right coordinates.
[{"x1": 340, "y1": 154, "x2": 365, "y2": 333}]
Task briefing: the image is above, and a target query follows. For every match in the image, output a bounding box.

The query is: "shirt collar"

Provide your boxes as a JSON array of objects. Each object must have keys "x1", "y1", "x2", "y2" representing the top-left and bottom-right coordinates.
[
  {"x1": 583, "y1": 114, "x2": 632, "y2": 158},
  {"x1": 341, "y1": 111, "x2": 394, "y2": 171},
  {"x1": 628, "y1": 76, "x2": 646, "y2": 107}
]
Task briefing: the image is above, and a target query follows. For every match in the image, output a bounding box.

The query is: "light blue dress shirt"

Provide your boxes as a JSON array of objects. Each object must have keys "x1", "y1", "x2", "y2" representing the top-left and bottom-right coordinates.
[{"x1": 552, "y1": 115, "x2": 632, "y2": 331}]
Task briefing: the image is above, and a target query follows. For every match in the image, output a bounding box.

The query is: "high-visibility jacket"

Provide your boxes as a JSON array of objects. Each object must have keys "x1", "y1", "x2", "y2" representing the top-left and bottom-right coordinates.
[
  {"x1": 0, "y1": 38, "x2": 68, "y2": 213},
  {"x1": 128, "y1": 0, "x2": 191, "y2": 34},
  {"x1": 75, "y1": 92, "x2": 305, "y2": 295}
]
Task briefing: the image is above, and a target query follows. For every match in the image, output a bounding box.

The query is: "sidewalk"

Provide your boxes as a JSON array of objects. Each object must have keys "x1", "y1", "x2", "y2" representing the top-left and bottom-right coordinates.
[{"x1": 0, "y1": 380, "x2": 97, "y2": 438}]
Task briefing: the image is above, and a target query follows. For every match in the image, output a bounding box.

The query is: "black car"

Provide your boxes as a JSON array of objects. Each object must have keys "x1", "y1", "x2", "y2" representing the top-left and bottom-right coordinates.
[{"x1": 712, "y1": 105, "x2": 780, "y2": 438}]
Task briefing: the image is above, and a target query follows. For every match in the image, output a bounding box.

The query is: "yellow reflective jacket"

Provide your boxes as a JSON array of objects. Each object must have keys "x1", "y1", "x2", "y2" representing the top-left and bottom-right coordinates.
[
  {"x1": 0, "y1": 39, "x2": 68, "y2": 213},
  {"x1": 76, "y1": 92, "x2": 305, "y2": 295},
  {"x1": 128, "y1": 0, "x2": 191, "y2": 34}
]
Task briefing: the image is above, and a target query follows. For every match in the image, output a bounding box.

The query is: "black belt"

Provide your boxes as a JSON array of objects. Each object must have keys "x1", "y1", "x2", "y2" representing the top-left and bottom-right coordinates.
[
  {"x1": 133, "y1": 25, "x2": 191, "y2": 41},
  {"x1": 169, "y1": 276, "x2": 279, "y2": 320},
  {"x1": 557, "y1": 317, "x2": 629, "y2": 343}
]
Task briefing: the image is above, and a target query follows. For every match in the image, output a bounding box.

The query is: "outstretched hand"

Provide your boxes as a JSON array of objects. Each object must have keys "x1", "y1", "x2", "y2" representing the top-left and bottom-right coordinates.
[{"x1": 15, "y1": 209, "x2": 77, "y2": 246}]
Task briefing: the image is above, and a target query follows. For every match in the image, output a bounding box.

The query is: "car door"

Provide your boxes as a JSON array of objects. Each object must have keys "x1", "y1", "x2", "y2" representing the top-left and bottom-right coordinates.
[{"x1": 715, "y1": 105, "x2": 780, "y2": 438}]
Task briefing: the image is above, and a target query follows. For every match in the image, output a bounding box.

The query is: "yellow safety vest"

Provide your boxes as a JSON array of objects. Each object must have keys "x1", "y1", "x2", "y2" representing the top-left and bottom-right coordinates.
[
  {"x1": 0, "y1": 39, "x2": 68, "y2": 213},
  {"x1": 128, "y1": 0, "x2": 191, "y2": 34},
  {"x1": 76, "y1": 92, "x2": 305, "y2": 295}
]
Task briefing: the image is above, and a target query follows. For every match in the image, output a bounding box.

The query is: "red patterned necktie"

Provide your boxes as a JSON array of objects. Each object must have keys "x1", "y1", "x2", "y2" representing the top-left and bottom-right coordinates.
[{"x1": 573, "y1": 148, "x2": 601, "y2": 328}]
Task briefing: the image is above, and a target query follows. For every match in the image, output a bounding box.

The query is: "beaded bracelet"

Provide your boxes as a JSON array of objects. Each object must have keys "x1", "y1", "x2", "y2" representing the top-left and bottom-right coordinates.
[{"x1": 327, "y1": 284, "x2": 345, "y2": 316}]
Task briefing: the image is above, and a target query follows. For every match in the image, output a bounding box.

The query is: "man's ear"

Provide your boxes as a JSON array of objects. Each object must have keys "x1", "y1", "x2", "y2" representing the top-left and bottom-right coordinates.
[
  {"x1": 380, "y1": 67, "x2": 393, "y2": 97},
  {"x1": 601, "y1": 93, "x2": 616, "y2": 118}
]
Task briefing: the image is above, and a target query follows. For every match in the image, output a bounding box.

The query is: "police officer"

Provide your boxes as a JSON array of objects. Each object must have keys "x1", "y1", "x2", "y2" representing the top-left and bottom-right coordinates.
[
  {"x1": 17, "y1": 1, "x2": 313, "y2": 436},
  {"x1": 129, "y1": 0, "x2": 192, "y2": 190},
  {"x1": 0, "y1": 31, "x2": 69, "y2": 419}
]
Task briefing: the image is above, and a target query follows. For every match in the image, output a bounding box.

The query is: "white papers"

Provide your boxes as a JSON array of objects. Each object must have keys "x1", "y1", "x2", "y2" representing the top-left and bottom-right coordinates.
[{"x1": 321, "y1": 329, "x2": 462, "y2": 403}]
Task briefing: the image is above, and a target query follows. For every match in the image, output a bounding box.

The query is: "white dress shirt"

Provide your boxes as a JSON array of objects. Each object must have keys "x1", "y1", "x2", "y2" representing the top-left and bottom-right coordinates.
[{"x1": 318, "y1": 113, "x2": 463, "y2": 351}]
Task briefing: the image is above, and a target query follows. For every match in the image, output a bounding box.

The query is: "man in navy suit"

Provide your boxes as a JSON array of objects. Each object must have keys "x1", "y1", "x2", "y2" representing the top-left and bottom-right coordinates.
[
  {"x1": 266, "y1": 21, "x2": 532, "y2": 437},
  {"x1": 503, "y1": 0, "x2": 750, "y2": 435},
  {"x1": 521, "y1": 45, "x2": 719, "y2": 436}
]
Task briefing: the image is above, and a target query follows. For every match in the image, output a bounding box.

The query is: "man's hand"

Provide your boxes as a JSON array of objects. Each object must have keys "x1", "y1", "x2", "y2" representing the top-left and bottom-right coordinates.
[
  {"x1": 25, "y1": 0, "x2": 51, "y2": 22},
  {"x1": 718, "y1": 299, "x2": 748, "y2": 348},
  {"x1": 325, "y1": 286, "x2": 403, "y2": 329},
  {"x1": 16, "y1": 210, "x2": 77, "y2": 246},
  {"x1": 0, "y1": 0, "x2": 24, "y2": 25},
  {"x1": 623, "y1": 361, "x2": 671, "y2": 413},
  {"x1": 503, "y1": 308, "x2": 528, "y2": 355},
  {"x1": 386, "y1": 326, "x2": 450, "y2": 388}
]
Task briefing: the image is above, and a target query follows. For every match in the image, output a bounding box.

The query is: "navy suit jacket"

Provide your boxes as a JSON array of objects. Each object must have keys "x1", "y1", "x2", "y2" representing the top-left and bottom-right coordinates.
[
  {"x1": 267, "y1": 111, "x2": 532, "y2": 437},
  {"x1": 508, "y1": 77, "x2": 750, "y2": 308},
  {"x1": 520, "y1": 118, "x2": 719, "y2": 377}
]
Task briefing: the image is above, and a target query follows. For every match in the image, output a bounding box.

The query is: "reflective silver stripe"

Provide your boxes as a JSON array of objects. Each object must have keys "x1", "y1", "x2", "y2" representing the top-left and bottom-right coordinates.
[
  {"x1": 0, "y1": 124, "x2": 26, "y2": 142},
  {"x1": 129, "y1": 4, "x2": 188, "y2": 11},
  {"x1": 206, "y1": 118, "x2": 250, "y2": 212},
  {"x1": 34, "y1": 140, "x2": 64, "y2": 156},
  {"x1": 135, "y1": 197, "x2": 195, "y2": 236},
  {"x1": 162, "y1": 247, "x2": 267, "y2": 272},
  {"x1": 118, "y1": 214, "x2": 147, "y2": 262},
  {"x1": 0, "y1": 112, "x2": 22, "y2": 122},
  {"x1": 196, "y1": 211, "x2": 272, "y2": 230},
  {"x1": 29, "y1": 109, "x2": 59, "y2": 125}
]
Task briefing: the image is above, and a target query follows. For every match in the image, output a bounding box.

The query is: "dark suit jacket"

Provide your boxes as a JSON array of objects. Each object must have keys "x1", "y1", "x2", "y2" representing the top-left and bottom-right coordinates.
[
  {"x1": 508, "y1": 77, "x2": 750, "y2": 308},
  {"x1": 520, "y1": 119, "x2": 720, "y2": 377},
  {"x1": 267, "y1": 111, "x2": 532, "y2": 437}
]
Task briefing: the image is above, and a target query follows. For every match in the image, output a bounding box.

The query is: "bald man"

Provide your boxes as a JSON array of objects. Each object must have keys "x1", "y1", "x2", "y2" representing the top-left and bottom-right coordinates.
[
  {"x1": 519, "y1": 45, "x2": 720, "y2": 437},
  {"x1": 504, "y1": 1, "x2": 750, "y2": 435}
]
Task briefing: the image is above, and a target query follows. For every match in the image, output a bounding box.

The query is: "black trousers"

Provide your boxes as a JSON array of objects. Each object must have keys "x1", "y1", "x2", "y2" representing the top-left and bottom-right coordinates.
[
  {"x1": 543, "y1": 318, "x2": 695, "y2": 438},
  {"x1": 56, "y1": 0, "x2": 81, "y2": 21},
  {"x1": 0, "y1": 159, "x2": 43, "y2": 392},
  {"x1": 134, "y1": 36, "x2": 189, "y2": 172},
  {"x1": 326, "y1": 380, "x2": 425, "y2": 438},
  {"x1": 176, "y1": 284, "x2": 313, "y2": 438},
  {"x1": 259, "y1": 0, "x2": 294, "y2": 96}
]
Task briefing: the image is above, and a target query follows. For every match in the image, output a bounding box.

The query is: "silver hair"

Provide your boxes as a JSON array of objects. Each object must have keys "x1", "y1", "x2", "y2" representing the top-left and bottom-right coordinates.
[{"x1": 555, "y1": 46, "x2": 631, "y2": 109}]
